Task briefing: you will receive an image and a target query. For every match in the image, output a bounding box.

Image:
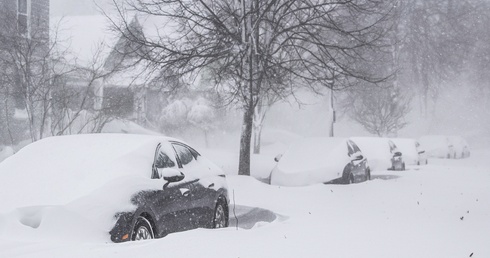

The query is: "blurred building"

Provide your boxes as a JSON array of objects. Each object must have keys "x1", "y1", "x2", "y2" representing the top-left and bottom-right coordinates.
[{"x1": 0, "y1": 0, "x2": 50, "y2": 145}]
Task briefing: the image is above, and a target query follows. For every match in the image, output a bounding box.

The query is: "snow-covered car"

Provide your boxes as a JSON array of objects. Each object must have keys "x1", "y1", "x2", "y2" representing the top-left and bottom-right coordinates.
[
  {"x1": 0, "y1": 134, "x2": 229, "y2": 243},
  {"x1": 448, "y1": 136, "x2": 470, "y2": 159},
  {"x1": 269, "y1": 137, "x2": 370, "y2": 186},
  {"x1": 351, "y1": 137, "x2": 405, "y2": 171},
  {"x1": 390, "y1": 138, "x2": 428, "y2": 166},
  {"x1": 419, "y1": 135, "x2": 455, "y2": 159}
]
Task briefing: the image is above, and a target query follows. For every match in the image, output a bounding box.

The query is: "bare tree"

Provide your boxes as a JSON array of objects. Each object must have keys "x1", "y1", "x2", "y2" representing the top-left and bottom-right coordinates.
[
  {"x1": 108, "y1": 0, "x2": 392, "y2": 175},
  {"x1": 343, "y1": 85, "x2": 411, "y2": 137},
  {"x1": 0, "y1": 13, "x2": 127, "y2": 145},
  {"x1": 397, "y1": 0, "x2": 474, "y2": 115}
]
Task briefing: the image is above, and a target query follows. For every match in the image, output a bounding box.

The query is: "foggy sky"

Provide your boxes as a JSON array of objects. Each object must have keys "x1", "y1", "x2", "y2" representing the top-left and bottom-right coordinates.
[{"x1": 50, "y1": 0, "x2": 113, "y2": 16}]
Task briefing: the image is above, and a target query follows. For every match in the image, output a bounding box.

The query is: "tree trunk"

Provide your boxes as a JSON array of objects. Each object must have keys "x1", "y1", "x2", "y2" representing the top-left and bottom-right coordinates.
[{"x1": 238, "y1": 103, "x2": 254, "y2": 176}]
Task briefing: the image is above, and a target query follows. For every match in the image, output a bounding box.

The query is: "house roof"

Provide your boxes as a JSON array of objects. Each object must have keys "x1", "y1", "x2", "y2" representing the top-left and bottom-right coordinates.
[{"x1": 51, "y1": 12, "x2": 209, "y2": 89}]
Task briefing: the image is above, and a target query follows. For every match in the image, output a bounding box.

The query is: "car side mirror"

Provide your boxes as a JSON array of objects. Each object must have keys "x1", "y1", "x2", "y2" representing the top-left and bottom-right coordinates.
[
  {"x1": 274, "y1": 154, "x2": 283, "y2": 162},
  {"x1": 160, "y1": 168, "x2": 185, "y2": 189},
  {"x1": 418, "y1": 150, "x2": 425, "y2": 154},
  {"x1": 393, "y1": 152, "x2": 402, "y2": 157}
]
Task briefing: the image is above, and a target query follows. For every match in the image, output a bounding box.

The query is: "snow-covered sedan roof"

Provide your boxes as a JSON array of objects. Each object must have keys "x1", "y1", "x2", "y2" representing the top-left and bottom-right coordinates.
[{"x1": 0, "y1": 134, "x2": 178, "y2": 212}]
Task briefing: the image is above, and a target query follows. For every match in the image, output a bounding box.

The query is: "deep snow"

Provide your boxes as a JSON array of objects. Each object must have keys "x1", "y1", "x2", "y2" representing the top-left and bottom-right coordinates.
[{"x1": 0, "y1": 144, "x2": 489, "y2": 257}]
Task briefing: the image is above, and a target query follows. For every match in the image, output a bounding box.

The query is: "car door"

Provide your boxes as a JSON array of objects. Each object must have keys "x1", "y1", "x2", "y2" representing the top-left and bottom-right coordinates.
[
  {"x1": 150, "y1": 142, "x2": 196, "y2": 235},
  {"x1": 171, "y1": 142, "x2": 222, "y2": 228}
]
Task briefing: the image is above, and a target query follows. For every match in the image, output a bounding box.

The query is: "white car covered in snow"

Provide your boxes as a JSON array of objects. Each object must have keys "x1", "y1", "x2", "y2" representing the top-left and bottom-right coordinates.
[
  {"x1": 0, "y1": 134, "x2": 229, "y2": 242},
  {"x1": 391, "y1": 138, "x2": 428, "y2": 165},
  {"x1": 419, "y1": 135, "x2": 455, "y2": 159},
  {"x1": 448, "y1": 136, "x2": 470, "y2": 159},
  {"x1": 269, "y1": 137, "x2": 370, "y2": 186},
  {"x1": 351, "y1": 137, "x2": 405, "y2": 171}
]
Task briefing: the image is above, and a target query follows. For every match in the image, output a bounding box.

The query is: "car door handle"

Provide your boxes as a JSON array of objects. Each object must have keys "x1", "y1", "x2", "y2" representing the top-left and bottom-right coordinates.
[{"x1": 179, "y1": 188, "x2": 190, "y2": 197}]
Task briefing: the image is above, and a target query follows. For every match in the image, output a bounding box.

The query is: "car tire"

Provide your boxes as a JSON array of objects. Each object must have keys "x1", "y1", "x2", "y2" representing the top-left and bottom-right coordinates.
[
  {"x1": 417, "y1": 161, "x2": 420, "y2": 166},
  {"x1": 402, "y1": 163, "x2": 406, "y2": 171},
  {"x1": 213, "y1": 199, "x2": 228, "y2": 228},
  {"x1": 366, "y1": 169, "x2": 371, "y2": 181},
  {"x1": 132, "y1": 216, "x2": 154, "y2": 241},
  {"x1": 426, "y1": 160, "x2": 428, "y2": 165}
]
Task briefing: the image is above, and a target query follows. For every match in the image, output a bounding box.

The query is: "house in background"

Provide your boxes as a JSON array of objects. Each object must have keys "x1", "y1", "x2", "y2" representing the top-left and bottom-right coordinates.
[
  {"x1": 54, "y1": 14, "x2": 210, "y2": 129},
  {"x1": 0, "y1": 0, "x2": 50, "y2": 145}
]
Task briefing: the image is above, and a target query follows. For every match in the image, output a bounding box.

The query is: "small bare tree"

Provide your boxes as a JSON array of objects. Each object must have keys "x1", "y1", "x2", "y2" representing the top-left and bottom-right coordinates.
[{"x1": 342, "y1": 85, "x2": 411, "y2": 137}]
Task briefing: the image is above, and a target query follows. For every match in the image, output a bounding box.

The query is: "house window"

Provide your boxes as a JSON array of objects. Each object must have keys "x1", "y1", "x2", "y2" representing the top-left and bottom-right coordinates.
[{"x1": 17, "y1": 0, "x2": 30, "y2": 37}]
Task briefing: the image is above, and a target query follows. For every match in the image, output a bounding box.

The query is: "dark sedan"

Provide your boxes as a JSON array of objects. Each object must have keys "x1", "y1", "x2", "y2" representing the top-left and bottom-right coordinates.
[{"x1": 0, "y1": 134, "x2": 229, "y2": 243}]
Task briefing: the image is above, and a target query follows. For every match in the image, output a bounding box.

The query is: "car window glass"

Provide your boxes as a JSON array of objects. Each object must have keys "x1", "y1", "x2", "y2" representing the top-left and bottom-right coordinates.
[
  {"x1": 388, "y1": 141, "x2": 397, "y2": 153},
  {"x1": 347, "y1": 142, "x2": 355, "y2": 156},
  {"x1": 173, "y1": 144, "x2": 195, "y2": 166},
  {"x1": 155, "y1": 151, "x2": 175, "y2": 169},
  {"x1": 351, "y1": 142, "x2": 361, "y2": 153}
]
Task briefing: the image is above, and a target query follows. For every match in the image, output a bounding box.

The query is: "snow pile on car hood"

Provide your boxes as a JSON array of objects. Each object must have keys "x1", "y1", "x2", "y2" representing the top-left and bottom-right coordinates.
[{"x1": 0, "y1": 134, "x2": 172, "y2": 213}]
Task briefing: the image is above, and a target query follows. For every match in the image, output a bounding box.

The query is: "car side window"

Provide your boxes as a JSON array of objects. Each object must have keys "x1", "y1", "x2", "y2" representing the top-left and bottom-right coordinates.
[
  {"x1": 152, "y1": 143, "x2": 177, "y2": 179},
  {"x1": 347, "y1": 142, "x2": 355, "y2": 156},
  {"x1": 351, "y1": 142, "x2": 361, "y2": 153},
  {"x1": 155, "y1": 151, "x2": 175, "y2": 169},
  {"x1": 173, "y1": 144, "x2": 196, "y2": 167},
  {"x1": 388, "y1": 141, "x2": 397, "y2": 153}
]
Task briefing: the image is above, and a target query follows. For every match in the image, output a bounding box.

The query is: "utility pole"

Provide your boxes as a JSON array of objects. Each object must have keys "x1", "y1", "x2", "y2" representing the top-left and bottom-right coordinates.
[{"x1": 329, "y1": 87, "x2": 335, "y2": 137}]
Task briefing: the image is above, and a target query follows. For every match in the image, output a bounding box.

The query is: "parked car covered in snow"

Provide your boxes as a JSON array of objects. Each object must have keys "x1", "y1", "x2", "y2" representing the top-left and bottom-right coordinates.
[
  {"x1": 448, "y1": 136, "x2": 470, "y2": 159},
  {"x1": 269, "y1": 137, "x2": 370, "y2": 186},
  {"x1": 0, "y1": 134, "x2": 229, "y2": 242},
  {"x1": 391, "y1": 138, "x2": 428, "y2": 165},
  {"x1": 351, "y1": 137, "x2": 405, "y2": 171},
  {"x1": 419, "y1": 135, "x2": 455, "y2": 159}
]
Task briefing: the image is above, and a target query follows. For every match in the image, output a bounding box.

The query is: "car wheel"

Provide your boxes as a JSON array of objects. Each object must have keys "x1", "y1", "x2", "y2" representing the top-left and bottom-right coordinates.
[
  {"x1": 366, "y1": 169, "x2": 371, "y2": 181},
  {"x1": 426, "y1": 160, "x2": 428, "y2": 165},
  {"x1": 213, "y1": 200, "x2": 228, "y2": 228},
  {"x1": 417, "y1": 161, "x2": 420, "y2": 166},
  {"x1": 132, "y1": 216, "x2": 154, "y2": 241},
  {"x1": 402, "y1": 163, "x2": 406, "y2": 171}
]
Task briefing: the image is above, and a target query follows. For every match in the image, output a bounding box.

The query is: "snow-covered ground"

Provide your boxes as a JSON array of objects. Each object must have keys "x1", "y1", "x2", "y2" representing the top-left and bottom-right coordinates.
[{"x1": 0, "y1": 146, "x2": 489, "y2": 257}]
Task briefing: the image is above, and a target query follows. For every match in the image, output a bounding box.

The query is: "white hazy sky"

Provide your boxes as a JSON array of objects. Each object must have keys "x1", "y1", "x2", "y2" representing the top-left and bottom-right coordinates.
[{"x1": 50, "y1": 0, "x2": 113, "y2": 16}]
